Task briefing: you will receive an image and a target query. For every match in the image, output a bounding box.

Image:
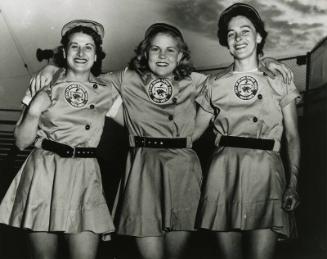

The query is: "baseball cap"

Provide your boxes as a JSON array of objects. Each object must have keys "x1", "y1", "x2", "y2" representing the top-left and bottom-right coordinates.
[
  {"x1": 218, "y1": 3, "x2": 265, "y2": 47},
  {"x1": 145, "y1": 23, "x2": 184, "y2": 40},
  {"x1": 61, "y1": 19, "x2": 105, "y2": 39}
]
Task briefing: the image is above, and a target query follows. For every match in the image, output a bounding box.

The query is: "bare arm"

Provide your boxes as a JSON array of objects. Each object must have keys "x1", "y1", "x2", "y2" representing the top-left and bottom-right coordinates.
[
  {"x1": 281, "y1": 100, "x2": 301, "y2": 212},
  {"x1": 15, "y1": 91, "x2": 51, "y2": 150},
  {"x1": 193, "y1": 107, "x2": 213, "y2": 142}
]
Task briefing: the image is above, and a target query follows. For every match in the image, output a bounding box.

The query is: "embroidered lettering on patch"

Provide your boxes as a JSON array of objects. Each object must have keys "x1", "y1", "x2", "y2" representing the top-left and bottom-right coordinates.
[
  {"x1": 234, "y1": 76, "x2": 258, "y2": 100},
  {"x1": 64, "y1": 84, "x2": 88, "y2": 108},
  {"x1": 147, "y1": 78, "x2": 173, "y2": 104}
]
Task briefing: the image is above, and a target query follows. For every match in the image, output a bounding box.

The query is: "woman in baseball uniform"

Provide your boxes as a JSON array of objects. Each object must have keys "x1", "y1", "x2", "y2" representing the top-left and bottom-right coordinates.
[
  {"x1": 193, "y1": 3, "x2": 301, "y2": 259},
  {"x1": 29, "y1": 22, "x2": 294, "y2": 259},
  {"x1": 0, "y1": 20, "x2": 121, "y2": 259}
]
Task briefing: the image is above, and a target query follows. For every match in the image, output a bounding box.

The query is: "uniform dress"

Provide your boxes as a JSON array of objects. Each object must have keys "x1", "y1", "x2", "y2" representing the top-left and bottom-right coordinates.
[
  {"x1": 104, "y1": 69, "x2": 207, "y2": 237},
  {"x1": 195, "y1": 68, "x2": 300, "y2": 238},
  {"x1": 0, "y1": 71, "x2": 118, "y2": 240}
]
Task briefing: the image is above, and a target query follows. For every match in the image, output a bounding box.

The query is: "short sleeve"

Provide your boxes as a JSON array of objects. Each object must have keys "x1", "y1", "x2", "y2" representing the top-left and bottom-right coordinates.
[
  {"x1": 190, "y1": 72, "x2": 208, "y2": 94},
  {"x1": 280, "y1": 80, "x2": 302, "y2": 108},
  {"x1": 106, "y1": 86, "x2": 122, "y2": 117},
  {"x1": 195, "y1": 77, "x2": 215, "y2": 114},
  {"x1": 22, "y1": 89, "x2": 32, "y2": 106},
  {"x1": 98, "y1": 69, "x2": 125, "y2": 93}
]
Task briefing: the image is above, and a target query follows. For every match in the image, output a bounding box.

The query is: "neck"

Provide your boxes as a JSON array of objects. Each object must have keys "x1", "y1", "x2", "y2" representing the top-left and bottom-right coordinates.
[
  {"x1": 65, "y1": 70, "x2": 91, "y2": 82},
  {"x1": 233, "y1": 55, "x2": 258, "y2": 72}
]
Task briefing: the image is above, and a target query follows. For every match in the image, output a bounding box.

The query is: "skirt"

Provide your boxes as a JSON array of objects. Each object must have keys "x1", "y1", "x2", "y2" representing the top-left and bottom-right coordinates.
[
  {"x1": 113, "y1": 147, "x2": 202, "y2": 237},
  {"x1": 196, "y1": 147, "x2": 292, "y2": 238},
  {"x1": 0, "y1": 148, "x2": 114, "y2": 240}
]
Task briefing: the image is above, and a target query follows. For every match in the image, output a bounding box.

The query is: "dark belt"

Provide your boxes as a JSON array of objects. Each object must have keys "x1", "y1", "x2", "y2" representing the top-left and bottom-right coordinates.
[
  {"x1": 134, "y1": 136, "x2": 187, "y2": 148},
  {"x1": 41, "y1": 139, "x2": 98, "y2": 158},
  {"x1": 220, "y1": 136, "x2": 275, "y2": 150}
]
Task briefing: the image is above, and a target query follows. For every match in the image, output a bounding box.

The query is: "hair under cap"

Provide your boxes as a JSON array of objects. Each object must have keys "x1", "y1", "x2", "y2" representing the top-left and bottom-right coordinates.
[
  {"x1": 144, "y1": 23, "x2": 184, "y2": 40},
  {"x1": 217, "y1": 3, "x2": 266, "y2": 47},
  {"x1": 61, "y1": 19, "x2": 105, "y2": 39}
]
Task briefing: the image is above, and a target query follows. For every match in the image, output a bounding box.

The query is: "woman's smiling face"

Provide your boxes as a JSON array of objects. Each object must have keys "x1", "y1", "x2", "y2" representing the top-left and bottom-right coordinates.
[
  {"x1": 227, "y1": 15, "x2": 262, "y2": 60},
  {"x1": 65, "y1": 32, "x2": 97, "y2": 74},
  {"x1": 147, "y1": 32, "x2": 183, "y2": 78}
]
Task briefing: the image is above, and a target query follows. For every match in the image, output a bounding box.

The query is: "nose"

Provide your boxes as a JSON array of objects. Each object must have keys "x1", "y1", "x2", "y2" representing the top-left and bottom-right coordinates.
[
  {"x1": 235, "y1": 33, "x2": 242, "y2": 42},
  {"x1": 77, "y1": 47, "x2": 83, "y2": 57},
  {"x1": 159, "y1": 50, "x2": 166, "y2": 59}
]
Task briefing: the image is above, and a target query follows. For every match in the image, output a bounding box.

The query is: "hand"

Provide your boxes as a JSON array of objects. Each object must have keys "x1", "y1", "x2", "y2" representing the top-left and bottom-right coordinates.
[
  {"x1": 29, "y1": 90, "x2": 51, "y2": 116},
  {"x1": 282, "y1": 187, "x2": 300, "y2": 212},
  {"x1": 260, "y1": 57, "x2": 294, "y2": 84},
  {"x1": 29, "y1": 65, "x2": 58, "y2": 97}
]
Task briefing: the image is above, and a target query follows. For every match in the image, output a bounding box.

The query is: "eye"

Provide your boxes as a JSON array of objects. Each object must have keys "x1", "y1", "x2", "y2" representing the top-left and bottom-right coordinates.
[
  {"x1": 167, "y1": 48, "x2": 177, "y2": 53},
  {"x1": 241, "y1": 29, "x2": 250, "y2": 35},
  {"x1": 227, "y1": 31, "x2": 235, "y2": 38},
  {"x1": 70, "y1": 44, "x2": 78, "y2": 49},
  {"x1": 149, "y1": 46, "x2": 159, "y2": 52},
  {"x1": 85, "y1": 45, "x2": 94, "y2": 51}
]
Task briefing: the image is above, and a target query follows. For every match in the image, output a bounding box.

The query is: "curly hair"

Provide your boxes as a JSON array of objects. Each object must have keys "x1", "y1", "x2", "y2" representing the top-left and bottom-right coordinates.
[
  {"x1": 128, "y1": 25, "x2": 194, "y2": 81},
  {"x1": 53, "y1": 26, "x2": 106, "y2": 76}
]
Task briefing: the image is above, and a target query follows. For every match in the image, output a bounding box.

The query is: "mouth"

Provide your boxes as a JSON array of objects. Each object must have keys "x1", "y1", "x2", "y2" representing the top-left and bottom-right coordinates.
[
  {"x1": 74, "y1": 58, "x2": 88, "y2": 64},
  {"x1": 234, "y1": 43, "x2": 247, "y2": 50},
  {"x1": 156, "y1": 62, "x2": 169, "y2": 67}
]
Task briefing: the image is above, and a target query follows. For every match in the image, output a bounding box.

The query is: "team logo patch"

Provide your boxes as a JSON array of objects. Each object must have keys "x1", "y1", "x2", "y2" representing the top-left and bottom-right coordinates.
[
  {"x1": 64, "y1": 84, "x2": 88, "y2": 108},
  {"x1": 234, "y1": 76, "x2": 258, "y2": 100},
  {"x1": 147, "y1": 78, "x2": 173, "y2": 104}
]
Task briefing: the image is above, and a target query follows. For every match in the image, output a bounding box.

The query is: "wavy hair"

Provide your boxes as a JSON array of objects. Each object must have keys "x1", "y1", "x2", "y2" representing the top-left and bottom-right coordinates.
[{"x1": 128, "y1": 26, "x2": 194, "y2": 81}]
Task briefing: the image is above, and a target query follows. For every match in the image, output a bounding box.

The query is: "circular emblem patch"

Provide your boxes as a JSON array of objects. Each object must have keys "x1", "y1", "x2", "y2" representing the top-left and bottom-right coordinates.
[
  {"x1": 147, "y1": 79, "x2": 173, "y2": 104},
  {"x1": 64, "y1": 84, "x2": 88, "y2": 108},
  {"x1": 234, "y1": 76, "x2": 258, "y2": 100}
]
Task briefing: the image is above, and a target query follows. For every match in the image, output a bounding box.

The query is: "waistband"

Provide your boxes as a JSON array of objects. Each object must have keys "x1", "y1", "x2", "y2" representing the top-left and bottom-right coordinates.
[
  {"x1": 219, "y1": 135, "x2": 280, "y2": 151},
  {"x1": 129, "y1": 136, "x2": 192, "y2": 148},
  {"x1": 41, "y1": 139, "x2": 98, "y2": 158}
]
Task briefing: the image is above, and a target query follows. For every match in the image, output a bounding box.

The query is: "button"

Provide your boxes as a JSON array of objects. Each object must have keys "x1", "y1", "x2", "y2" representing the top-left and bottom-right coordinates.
[
  {"x1": 93, "y1": 84, "x2": 98, "y2": 89},
  {"x1": 85, "y1": 125, "x2": 90, "y2": 130},
  {"x1": 253, "y1": 117, "x2": 258, "y2": 122},
  {"x1": 172, "y1": 97, "x2": 177, "y2": 103},
  {"x1": 168, "y1": 115, "x2": 173, "y2": 121},
  {"x1": 258, "y1": 94, "x2": 263, "y2": 99},
  {"x1": 90, "y1": 104, "x2": 95, "y2": 109}
]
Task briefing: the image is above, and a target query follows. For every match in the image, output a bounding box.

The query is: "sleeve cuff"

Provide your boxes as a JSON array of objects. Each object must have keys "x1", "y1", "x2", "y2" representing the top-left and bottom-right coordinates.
[
  {"x1": 106, "y1": 96, "x2": 122, "y2": 117},
  {"x1": 22, "y1": 95, "x2": 32, "y2": 106}
]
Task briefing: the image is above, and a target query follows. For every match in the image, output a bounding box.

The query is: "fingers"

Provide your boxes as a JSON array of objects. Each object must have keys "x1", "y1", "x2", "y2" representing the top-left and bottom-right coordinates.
[
  {"x1": 29, "y1": 74, "x2": 49, "y2": 97},
  {"x1": 279, "y1": 63, "x2": 293, "y2": 84},
  {"x1": 283, "y1": 195, "x2": 300, "y2": 212},
  {"x1": 259, "y1": 65, "x2": 275, "y2": 79}
]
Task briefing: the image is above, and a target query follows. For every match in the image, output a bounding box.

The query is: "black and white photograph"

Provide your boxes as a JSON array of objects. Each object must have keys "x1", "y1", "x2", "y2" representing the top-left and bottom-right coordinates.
[{"x1": 0, "y1": 0, "x2": 326, "y2": 258}]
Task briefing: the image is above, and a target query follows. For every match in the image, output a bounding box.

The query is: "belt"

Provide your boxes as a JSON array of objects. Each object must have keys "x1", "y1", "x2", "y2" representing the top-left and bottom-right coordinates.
[
  {"x1": 41, "y1": 139, "x2": 97, "y2": 158},
  {"x1": 220, "y1": 136, "x2": 275, "y2": 151},
  {"x1": 132, "y1": 136, "x2": 188, "y2": 148}
]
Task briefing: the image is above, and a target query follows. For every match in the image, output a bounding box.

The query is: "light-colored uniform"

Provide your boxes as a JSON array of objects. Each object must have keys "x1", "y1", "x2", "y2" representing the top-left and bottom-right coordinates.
[
  {"x1": 195, "y1": 68, "x2": 300, "y2": 238},
  {"x1": 104, "y1": 69, "x2": 207, "y2": 237},
  {"x1": 0, "y1": 71, "x2": 119, "y2": 240}
]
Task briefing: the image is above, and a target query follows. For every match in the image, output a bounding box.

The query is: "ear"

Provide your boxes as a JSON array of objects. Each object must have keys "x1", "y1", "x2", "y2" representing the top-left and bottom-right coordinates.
[{"x1": 256, "y1": 33, "x2": 263, "y2": 44}]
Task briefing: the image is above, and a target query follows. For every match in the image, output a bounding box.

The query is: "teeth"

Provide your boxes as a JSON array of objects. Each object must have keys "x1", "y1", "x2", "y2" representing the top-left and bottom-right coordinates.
[
  {"x1": 74, "y1": 59, "x2": 87, "y2": 63},
  {"x1": 156, "y1": 62, "x2": 168, "y2": 66}
]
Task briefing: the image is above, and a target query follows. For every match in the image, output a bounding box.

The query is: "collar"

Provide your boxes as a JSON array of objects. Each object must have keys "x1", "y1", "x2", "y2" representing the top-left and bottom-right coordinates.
[
  {"x1": 52, "y1": 68, "x2": 107, "y2": 86},
  {"x1": 141, "y1": 71, "x2": 191, "y2": 85}
]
